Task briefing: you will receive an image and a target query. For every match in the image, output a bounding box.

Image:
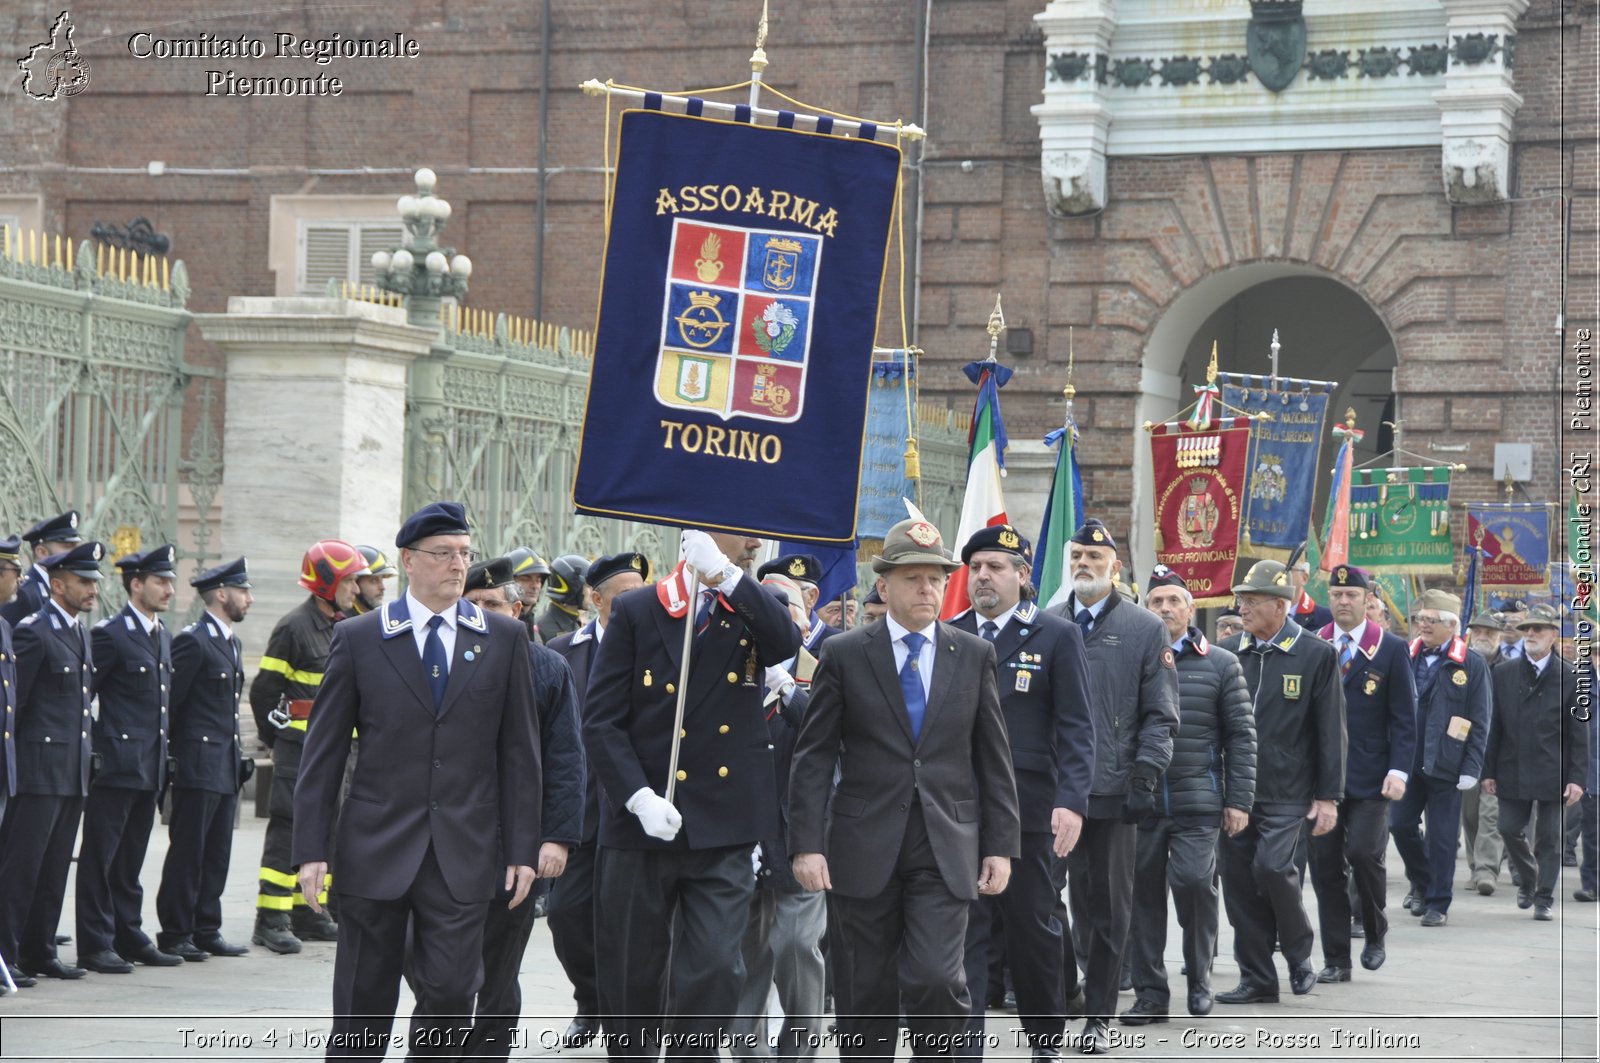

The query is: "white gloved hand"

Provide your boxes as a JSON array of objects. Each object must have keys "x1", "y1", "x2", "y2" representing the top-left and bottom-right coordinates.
[
  {"x1": 764, "y1": 664, "x2": 796, "y2": 698},
  {"x1": 680, "y1": 530, "x2": 732, "y2": 584},
  {"x1": 626, "y1": 786, "x2": 683, "y2": 841},
  {"x1": 752, "y1": 844, "x2": 763, "y2": 877},
  {"x1": 1457, "y1": 775, "x2": 1478, "y2": 791}
]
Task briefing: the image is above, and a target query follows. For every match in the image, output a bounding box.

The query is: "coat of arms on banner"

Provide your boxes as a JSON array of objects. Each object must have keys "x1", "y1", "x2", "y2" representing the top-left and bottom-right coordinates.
[{"x1": 656, "y1": 220, "x2": 820, "y2": 423}]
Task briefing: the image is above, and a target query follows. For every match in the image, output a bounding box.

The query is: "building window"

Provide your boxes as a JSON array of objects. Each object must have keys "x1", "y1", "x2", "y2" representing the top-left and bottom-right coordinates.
[{"x1": 295, "y1": 220, "x2": 404, "y2": 296}]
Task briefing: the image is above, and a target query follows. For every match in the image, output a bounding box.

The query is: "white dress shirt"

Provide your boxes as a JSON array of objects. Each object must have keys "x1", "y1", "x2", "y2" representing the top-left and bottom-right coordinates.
[
  {"x1": 886, "y1": 614, "x2": 937, "y2": 701},
  {"x1": 407, "y1": 590, "x2": 458, "y2": 673},
  {"x1": 974, "y1": 602, "x2": 1021, "y2": 637}
]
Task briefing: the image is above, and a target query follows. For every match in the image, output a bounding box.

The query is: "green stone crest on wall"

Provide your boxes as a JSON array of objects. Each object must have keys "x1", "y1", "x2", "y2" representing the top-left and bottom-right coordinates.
[{"x1": 1247, "y1": 0, "x2": 1305, "y2": 93}]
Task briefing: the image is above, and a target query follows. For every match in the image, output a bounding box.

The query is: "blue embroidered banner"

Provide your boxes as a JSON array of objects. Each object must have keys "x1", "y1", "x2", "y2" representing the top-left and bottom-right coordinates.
[
  {"x1": 572, "y1": 108, "x2": 901, "y2": 543},
  {"x1": 1467, "y1": 502, "x2": 1551, "y2": 589},
  {"x1": 1218, "y1": 375, "x2": 1333, "y2": 558},
  {"x1": 857, "y1": 353, "x2": 915, "y2": 541}
]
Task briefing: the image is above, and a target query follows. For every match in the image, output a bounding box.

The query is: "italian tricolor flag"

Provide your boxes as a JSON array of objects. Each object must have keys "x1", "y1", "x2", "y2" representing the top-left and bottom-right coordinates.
[{"x1": 941, "y1": 360, "x2": 1012, "y2": 619}]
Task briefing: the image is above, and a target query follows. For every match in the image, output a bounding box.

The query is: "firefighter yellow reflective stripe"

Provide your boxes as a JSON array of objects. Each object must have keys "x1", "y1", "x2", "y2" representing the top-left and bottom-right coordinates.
[
  {"x1": 256, "y1": 894, "x2": 294, "y2": 911},
  {"x1": 258, "y1": 866, "x2": 297, "y2": 888},
  {"x1": 257, "y1": 656, "x2": 325, "y2": 686}
]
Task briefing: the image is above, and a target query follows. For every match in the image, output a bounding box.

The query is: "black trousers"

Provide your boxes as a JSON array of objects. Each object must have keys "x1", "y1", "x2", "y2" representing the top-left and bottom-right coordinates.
[
  {"x1": 547, "y1": 842, "x2": 600, "y2": 1018},
  {"x1": 594, "y1": 843, "x2": 754, "y2": 1061},
  {"x1": 156, "y1": 788, "x2": 237, "y2": 947},
  {"x1": 1499, "y1": 798, "x2": 1563, "y2": 906},
  {"x1": 1389, "y1": 772, "x2": 1464, "y2": 914},
  {"x1": 75, "y1": 784, "x2": 158, "y2": 956},
  {"x1": 1064, "y1": 815, "x2": 1136, "y2": 1021},
  {"x1": 1221, "y1": 806, "x2": 1314, "y2": 992},
  {"x1": 829, "y1": 805, "x2": 971, "y2": 1063},
  {"x1": 1308, "y1": 797, "x2": 1390, "y2": 966},
  {"x1": 959, "y1": 832, "x2": 1065, "y2": 1057},
  {"x1": 327, "y1": 843, "x2": 489, "y2": 1060},
  {"x1": 0, "y1": 793, "x2": 83, "y2": 967},
  {"x1": 1127, "y1": 818, "x2": 1220, "y2": 1005}
]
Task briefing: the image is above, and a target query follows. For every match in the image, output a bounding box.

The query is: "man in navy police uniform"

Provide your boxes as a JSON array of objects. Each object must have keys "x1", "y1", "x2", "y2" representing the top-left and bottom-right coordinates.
[{"x1": 0, "y1": 511, "x2": 84, "y2": 628}]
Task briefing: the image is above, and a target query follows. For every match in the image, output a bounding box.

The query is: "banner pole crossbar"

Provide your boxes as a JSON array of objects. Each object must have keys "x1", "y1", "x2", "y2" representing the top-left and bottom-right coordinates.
[{"x1": 581, "y1": 79, "x2": 924, "y2": 144}]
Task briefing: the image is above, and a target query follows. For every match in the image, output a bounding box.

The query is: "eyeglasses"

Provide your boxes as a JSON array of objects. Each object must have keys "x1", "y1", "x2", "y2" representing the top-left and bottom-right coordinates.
[
  {"x1": 411, "y1": 547, "x2": 479, "y2": 564},
  {"x1": 1411, "y1": 614, "x2": 1442, "y2": 625}
]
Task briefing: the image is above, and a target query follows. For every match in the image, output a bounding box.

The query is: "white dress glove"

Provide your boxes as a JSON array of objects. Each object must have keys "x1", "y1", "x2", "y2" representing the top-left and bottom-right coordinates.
[
  {"x1": 764, "y1": 664, "x2": 796, "y2": 699},
  {"x1": 1457, "y1": 775, "x2": 1478, "y2": 791},
  {"x1": 626, "y1": 786, "x2": 683, "y2": 841},
  {"x1": 680, "y1": 530, "x2": 731, "y2": 582}
]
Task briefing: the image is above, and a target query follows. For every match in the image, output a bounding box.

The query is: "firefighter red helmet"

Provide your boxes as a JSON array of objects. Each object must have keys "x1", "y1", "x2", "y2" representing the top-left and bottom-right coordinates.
[{"x1": 299, "y1": 539, "x2": 368, "y2": 601}]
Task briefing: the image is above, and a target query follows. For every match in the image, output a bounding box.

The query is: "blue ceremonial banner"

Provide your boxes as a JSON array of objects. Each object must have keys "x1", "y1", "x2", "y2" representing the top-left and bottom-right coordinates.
[
  {"x1": 1467, "y1": 502, "x2": 1551, "y2": 589},
  {"x1": 573, "y1": 108, "x2": 902, "y2": 543},
  {"x1": 1218, "y1": 374, "x2": 1334, "y2": 558},
  {"x1": 857, "y1": 353, "x2": 916, "y2": 541}
]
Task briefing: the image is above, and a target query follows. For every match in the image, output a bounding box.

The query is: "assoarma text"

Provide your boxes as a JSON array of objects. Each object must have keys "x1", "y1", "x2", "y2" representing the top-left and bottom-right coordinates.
[
  {"x1": 655, "y1": 186, "x2": 839, "y2": 238},
  {"x1": 661, "y1": 420, "x2": 782, "y2": 464}
]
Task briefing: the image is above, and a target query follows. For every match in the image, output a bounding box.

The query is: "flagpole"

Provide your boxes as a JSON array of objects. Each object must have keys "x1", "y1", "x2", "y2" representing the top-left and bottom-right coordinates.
[
  {"x1": 665, "y1": 565, "x2": 700, "y2": 804},
  {"x1": 748, "y1": 0, "x2": 769, "y2": 110}
]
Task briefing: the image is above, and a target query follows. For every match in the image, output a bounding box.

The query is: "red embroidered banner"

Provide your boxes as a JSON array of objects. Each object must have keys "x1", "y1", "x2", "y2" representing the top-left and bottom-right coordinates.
[{"x1": 1151, "y1": 415, "x2": 1253, "y2": 607}]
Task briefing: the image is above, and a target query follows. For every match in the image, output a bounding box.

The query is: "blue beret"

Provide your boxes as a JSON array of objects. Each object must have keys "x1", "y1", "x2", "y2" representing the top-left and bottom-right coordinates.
[
  {"x1": 1146, "y1": 564, "x2": 1188, "y2": 593},
  {"x1": 42, "y1": 540, "x2": 106, "y2": 580},
  {"x1": 23, "y1": 510, "x2": 82, "y2": 546},
  {"x1": 1327, "y1": 564, "x2": 1370, "y2": 590},
  {"x1": 191, "y1": 557, "x2": 250, "y2": 592},
  {"x1": 117, "y1": 544, "x2": 177, "y2": 576},
  {"x1": 1070, "y1": 518, "x2": 1117, "y2": 552},
  {"x1": 758, "y1": 554, "x2": 822, "y2": 585},
  {"x1": 396, "y1": 501, "x2": 470, "y2": 549},
  {"x1": 961, "y1": 524, "x2": 1033, "y2": 565},
  {"x1": 587, "y1": 552, "x2": 650, "y2": 589}
]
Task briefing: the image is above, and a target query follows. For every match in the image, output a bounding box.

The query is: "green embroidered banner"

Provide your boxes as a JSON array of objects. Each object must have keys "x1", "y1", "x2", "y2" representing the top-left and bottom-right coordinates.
[{"x1": 1347, "y1": 467, "x2": 1455, "y2": 574}]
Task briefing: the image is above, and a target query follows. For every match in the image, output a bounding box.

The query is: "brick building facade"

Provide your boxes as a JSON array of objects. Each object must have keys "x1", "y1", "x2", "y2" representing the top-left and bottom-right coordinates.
[{"x1": 1, "y1": 0, "x2": 1591, "y2": 569}]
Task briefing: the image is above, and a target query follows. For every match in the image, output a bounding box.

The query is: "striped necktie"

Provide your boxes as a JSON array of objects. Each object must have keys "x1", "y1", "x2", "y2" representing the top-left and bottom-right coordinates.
[{"x1": 1338, "y1": 633, "x2": 1354, "y2": 677}]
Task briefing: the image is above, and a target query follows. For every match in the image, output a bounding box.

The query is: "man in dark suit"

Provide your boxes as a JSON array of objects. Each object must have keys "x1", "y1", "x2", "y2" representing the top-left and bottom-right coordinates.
[
  {"x1": 1388, "y1": 589, "x2": 1491, "y2": 927},
  {"x1": 789, "y1": 517, "x2": 1020, "y2": 1062},
  {"x1": 0, "y1": 511, "x2": 83, "y2": 628},
  {"x1": 584, "y1": 529, "x2": 798, "y2": 1060},
  {"x1": 546, "y1": 551, "x2": 650, "y2": 1049},
  {"x1": 75, "y1": 546, "x2": 185, "y2": 974},
  {"x1": 1216, "y1": 561, "x2": 1344, "y2": 1005},
  {"x1": 0, "y1": 539, "x2": 104, "y2": 983},
  {"x1": 0, "y1": 536, "x2": 22, "y2": 985},
  {"x1": 293, "y1": 501, "x2": 542, "y2": 1058},
  {"x1": 1307, "y1": 565, "x2": 1416, "y2": 981},
  {"x1": 155, "y1": 558, "x2": 255, "y2": 961},
  {"x1": 1042, "y1": 518, "x2": 1178, "y2": 1053},
  {"x1": 949, "y1": 524, "x2": 1093, "y2": 1059}
]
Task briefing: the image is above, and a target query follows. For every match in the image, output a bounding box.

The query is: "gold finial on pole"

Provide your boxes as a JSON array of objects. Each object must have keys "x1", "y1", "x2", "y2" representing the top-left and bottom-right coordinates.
[
  {"x1": 1503, "y1": 468, "x2": 1516, "y2": 500},
  {"x1": 1344, "y1": 407, "x2": 1358, "y2": 431},
  {"x1": 985, "y1": 293, "x2": 1006, "y2": 362},
  {"x1": 1063, "y1": 325, "x2": 1077, "y2": 404},
  {"x1": 749, "y1": 0, "x2": 770, "y2": 107},
  {"x1": 1205, "y1": 339, "x2": 1219, "y2": 386}
]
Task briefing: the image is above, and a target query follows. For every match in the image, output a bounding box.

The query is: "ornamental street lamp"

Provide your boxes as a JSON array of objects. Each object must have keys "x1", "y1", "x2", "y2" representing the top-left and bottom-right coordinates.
[{"x1": 370, "y1": 167, "x2": 472, "y2": 328}]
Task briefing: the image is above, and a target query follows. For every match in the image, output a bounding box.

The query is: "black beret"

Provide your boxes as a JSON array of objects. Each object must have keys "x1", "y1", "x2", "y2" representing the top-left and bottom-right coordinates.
[
  {"x1": 1327, "y1": 564, "x2": 1370, "y2": 590},
  {"x1": 864, "y1": 585, "x2": 883, "y2": 605},
  {"x1": 396, "y1": 501, "x2": 470, "y2": 549},
  {"x1": 961, "y1": 524, "x2": 1033, "y2": 565},
  {"x1": 587, "y1": 552, "x2": 651, "y2": 589},
  {"x1": 191, "y1": 557, "x2": 251, "y2": 592},
  {"x1": 465, "y1": 555, "x2": 515, "y2": 594},
  {"x1": 43, "y1": 540, "x2": 107, "y2": 580},
  {"x1": 758, "y1": 554, "x2": 822, "y2": 586},
  {"x1": 1070, "y1": 518, "x2": 1117, "y2": 552},
  {"x1": 1145, "y1": 564, "x2": 1188, "y2": 593},
  {"x1": 116, "y1": 543, "x2": 177, "y2": 577},
  {"x1": 23, "y1": 510, "x2": 82, "y2": 546}
]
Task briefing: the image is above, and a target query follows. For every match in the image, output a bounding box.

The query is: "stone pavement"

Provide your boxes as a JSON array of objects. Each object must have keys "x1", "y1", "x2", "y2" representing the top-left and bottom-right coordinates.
[{"x1": 0, "y1": 810, "x2": 1595, "y2": 1061}]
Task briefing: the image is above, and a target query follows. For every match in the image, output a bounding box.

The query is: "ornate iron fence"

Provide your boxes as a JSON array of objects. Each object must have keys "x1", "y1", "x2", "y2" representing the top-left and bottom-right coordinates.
[{"x1": 0, "y1": 228, "x2": 221, "y2": 617}]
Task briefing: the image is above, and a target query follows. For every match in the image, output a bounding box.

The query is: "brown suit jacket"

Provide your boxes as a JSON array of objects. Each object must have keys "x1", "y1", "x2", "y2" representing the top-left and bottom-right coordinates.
[{"x1": 787, "y1": 619, "x2": 1020, "y2": 900}]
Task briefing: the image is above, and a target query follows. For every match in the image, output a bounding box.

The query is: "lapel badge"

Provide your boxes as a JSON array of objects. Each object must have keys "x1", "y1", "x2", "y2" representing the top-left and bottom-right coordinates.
[
  {"x1": 1283, "y1": 674, "x2": 1302, "y2": 699},
  {"x1": 1363, "y1": 677, "x2": 1378, "y2": 696},
  {"x1": 464, "y1": 651, "x2": 475, "y2": 662},
  {"x1": 1015, "y1": 670, "x2": 1031, "y2": 693},
  {"x1": 644, "y1": 669, "x2": 653, "y2": 688},
  {"x1": 1451, "y1": 669, "x2": 1467, "y2": 686}
]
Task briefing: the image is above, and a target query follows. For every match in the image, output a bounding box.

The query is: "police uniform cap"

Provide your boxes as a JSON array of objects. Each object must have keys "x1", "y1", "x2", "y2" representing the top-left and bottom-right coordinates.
[
  {"x1": 116, "y1": 544, "x2": 178, "y2": 577},
  {"x1": 758, "y1": 554, "x2": 822, "y2": 587},
  {"x1": 0, "y1": 535, "x2": 22, "y2": 565},
  {"x1": 871, "y1": 517, "x2": 960, "y2": 574},
  {"x1": 23, "y1": 510, "x2": 82, "y2": 546},
  {"x1": 191, "y1": 557, "x2": 251, "y2": 592},
  {"x1": 961, "y1": 525, "x2": 1032, "y2": 566},
  {"x1": 1231, "y1": 559, "x2": 1294, "y2": 600},
  {"x1": 1070, "y1": 518, "x2": 1117, "y2": 552},
  {"x1": 1145, "y1": 564, "x2": 1188, "y2": 593},
  {"x1": 465, "y1": 555, "x2": 515, "y2": 595},
  {"x1": 1465, "y1": 612, "x2": 1505, "y2": 632},
  {"x1": 43, "y1": 540, "x2": 107, "y2": 581},
  {"x1": 396, "y1": 501, "x2": 470, "y2": 549},
  {"x1": 864, "y1": 586, "x2": 884, "y2": 606},
  {"x1": 587, "y1": 552, "x2": 651, "y2": 589},
  {"x1": 1414, "y1": 588, "x2": 1462, "y2": 617},
  {"x1": 1328, "y1": 565, "x2": 1370, "y2": 590},
  {"x1": 1513, "y1": 603, "x2": 1562, "y2": 631}
]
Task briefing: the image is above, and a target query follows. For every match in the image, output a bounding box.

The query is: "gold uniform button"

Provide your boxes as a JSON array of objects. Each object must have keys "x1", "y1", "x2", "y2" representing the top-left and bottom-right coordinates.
[
  {"x1": 727, "y1": 672, "x2": 738, "y2": 683},
  {"x1": 680, "y1": 729, "x2": 687, "y2": 739},
  {"x1": 83, "y1": 709, "x2": 89, "y2": 717},
  {"x1": 665, "y1": 683, "x2": 676, "y2": 694},
  {"x1": 740, "y1": 639, "x2": 749, "y2": 647},
  {"x1": 676, "y1": 770, "x2": 687, "y2": 782},
  {"x1": 719, "y1": 725, "x2": 730, "y2": 734},
  {"x1": 718, "y1": 766, "x2": 729, "y2": 778}
]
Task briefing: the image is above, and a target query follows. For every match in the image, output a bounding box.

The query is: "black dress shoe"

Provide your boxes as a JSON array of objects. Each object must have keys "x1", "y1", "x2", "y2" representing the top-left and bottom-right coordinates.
[
  {"x1": 1080, "y1": 1019, "x2": 1111, "y2": 1055},
  {"x1": 1350, "y1": 918, "x2": 1365, "y2": 939},
  {"x1": 1517, "y1": 888, "x2": 1534, "y2": 909},
  {"x1": 1575, "y1": 888, "x2": 1598, "y2": 902},
  {"x1": 1360, "y1": 943, "x2": 1386, "y2": 971},
  {"x1": 1420, "y1": 910, "x2": 1448, "y2": 927},
  {"x1": 1117, "y1": 998, "x2": 1168, "y2": 1025},
  {"x1": 1534, "y1": 904, "x2": 1553, "y2": 921},
  {"x1": 80, "y1": 950, "x2": 134, "y2": 974},
  {"x1": 54, "y1": 933, "x2": 71, "y2": 945},
  {"x1": 1289, "y1": 962, "x2": 1317, "y2": 996},
  {"x1": 1063, "y1": 984, "x2": 1085, "y2": 1017},
  {"x1": 27, "y1": 958, "x2": 87, "y2": 979},
  {"x1": 1401, "y1": 890, "x2": 1417, "y2": 911},
  {"x1": 562, "y1": 1016, "x2": 599, "y2": 1049},
  {"x1": 126, "y1": 943, "x2": 183, "y2": 966},
  {"x1": 1216, "y1": 983, "x2": 1278, "y2": 1005},
  {"x1": 1409, "y1": 900, "x2": 1426, "y2": 917},
  {"x1": 160, "y1": 941, "x2": 209, "y2": 962},
  {"x1": 195, "y1": 937, "x2": 248, "y2": 957},
  {"x1": 6, "y1": 964, "x2": 37, "y2": 988},
  {"x1": 1118, "y1": 969, "x2": 1133, "y2": 992},
  {"x1": 1187, "y1": 985, "x2": 1213, "y2": 1016},
  {"x1": 1031, "y1": 1045, "x2": 1062, "y2": 1060},
  {"x1": 1564, "y1": 851, "x2": 1579, "y2": 867},
  {"x1": 1316, "y1": 965, "x2": 1351, "y2": 984}
]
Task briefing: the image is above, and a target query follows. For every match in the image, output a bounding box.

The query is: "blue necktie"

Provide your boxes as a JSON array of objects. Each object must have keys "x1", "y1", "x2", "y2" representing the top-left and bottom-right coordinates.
[
  {"x1": 695, "y1": 589, "x2": 716, "y2": 639},
  {"x1": 980, "y1": 621, "x2": 998, "y2": 642},
  {"x1": 900, "y1": 632, "x2": 927, "y2": 741},
  {"x1": 1338, "y1": 633, "x2": 1354, "y2": 677},
  {"x1": 423, "y1": 615, "x2": 448, "y2": 710},
  {"x1": 1075, "y1": 608, "x2": 1094, "y2": 639}
]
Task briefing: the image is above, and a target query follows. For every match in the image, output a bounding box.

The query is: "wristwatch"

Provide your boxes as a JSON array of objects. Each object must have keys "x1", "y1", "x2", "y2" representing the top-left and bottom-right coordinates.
[{"x1": 713, "y1": 562, "x2": 740, "y2": 587}]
